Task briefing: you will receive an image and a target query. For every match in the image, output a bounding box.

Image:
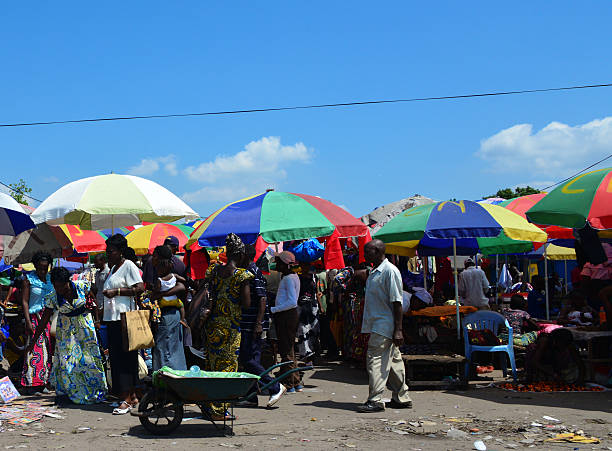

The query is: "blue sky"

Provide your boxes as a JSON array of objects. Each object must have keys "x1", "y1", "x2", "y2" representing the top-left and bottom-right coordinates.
[{"x1": 2, "y1": 2, "x2": 612, "y2": 219}]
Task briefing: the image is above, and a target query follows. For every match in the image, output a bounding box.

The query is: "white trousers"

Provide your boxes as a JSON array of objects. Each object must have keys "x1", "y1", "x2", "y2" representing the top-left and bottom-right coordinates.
[{"x1": 366, "y1": 332, "x2": 412, "y2": 407}]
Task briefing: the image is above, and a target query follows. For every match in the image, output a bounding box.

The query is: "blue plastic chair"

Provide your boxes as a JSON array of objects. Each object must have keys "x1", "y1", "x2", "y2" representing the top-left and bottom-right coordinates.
[{"x1": 463, "y1": 311, "x2": 517, "y2": 381}]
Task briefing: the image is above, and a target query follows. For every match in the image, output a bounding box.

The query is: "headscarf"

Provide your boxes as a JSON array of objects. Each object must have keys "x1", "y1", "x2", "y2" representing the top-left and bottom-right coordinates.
[{"x1": 225, "y1": 233, "x2": 245, "y2": 257}]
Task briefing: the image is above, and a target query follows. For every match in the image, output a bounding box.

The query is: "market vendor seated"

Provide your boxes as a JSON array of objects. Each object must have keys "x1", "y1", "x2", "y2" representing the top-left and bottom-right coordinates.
[
  {"x1": 498, "y1": 294, "x2": 540, "y2": 347},
  {"x1": 558, "y1": 290, "x2": 598, "y2": 326},
  {"x1": 502, "y1": 295, "x2": 540, "y2": 335},
  {"x1": 402, "y1": 286, "x2": 433, "y2": 314},
  {"x1": 525, "y1": 328, "x2": 585, "y2": 384}
]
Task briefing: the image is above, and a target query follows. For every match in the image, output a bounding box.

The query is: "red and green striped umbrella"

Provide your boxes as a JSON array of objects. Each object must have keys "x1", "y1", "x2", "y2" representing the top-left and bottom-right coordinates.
[
  {"x1": 526, "y1": 168, "x2": 612, "y2": 230},
  {"x1": 497, "y1": 193, "x2": 573, "y2": 240},
  {"x1": 187, "y1": 191, "x2": 368, "y2": 248}
]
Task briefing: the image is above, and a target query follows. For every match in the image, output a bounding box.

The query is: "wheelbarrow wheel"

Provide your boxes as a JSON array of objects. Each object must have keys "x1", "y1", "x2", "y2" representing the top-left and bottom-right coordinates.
[{"x1": 138, "y1": 390, "x2": 183, "y2": 435}]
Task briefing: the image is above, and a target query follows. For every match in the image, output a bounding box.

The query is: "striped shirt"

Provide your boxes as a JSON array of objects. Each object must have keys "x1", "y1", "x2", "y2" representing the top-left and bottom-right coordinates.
[{"x1": 240, "y1": 262, "x2": 270, "y2": 332}]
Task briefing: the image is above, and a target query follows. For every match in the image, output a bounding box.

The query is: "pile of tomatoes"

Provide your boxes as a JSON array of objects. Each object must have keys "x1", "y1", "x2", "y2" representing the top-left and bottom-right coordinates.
[{"x1": 498, "y1": 382, "x2": 604, "y2": 392}]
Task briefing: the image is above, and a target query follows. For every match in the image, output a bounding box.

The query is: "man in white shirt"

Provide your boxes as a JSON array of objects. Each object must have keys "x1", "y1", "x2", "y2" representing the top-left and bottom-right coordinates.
[
  {"x1": 271, "y1": 251, "x2": 302, "y2": 391},
  {"x1": 458, "y1": 258, "x2": 490, "y2": 310},
  {"x1": 357, "y1": 240, "x2": 412, "y2": 413}
]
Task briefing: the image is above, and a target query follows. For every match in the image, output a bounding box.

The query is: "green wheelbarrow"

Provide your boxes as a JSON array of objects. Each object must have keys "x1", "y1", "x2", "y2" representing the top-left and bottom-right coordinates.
[{"x1": 134, "y1": 361, "x2": 312, "y2": 436}]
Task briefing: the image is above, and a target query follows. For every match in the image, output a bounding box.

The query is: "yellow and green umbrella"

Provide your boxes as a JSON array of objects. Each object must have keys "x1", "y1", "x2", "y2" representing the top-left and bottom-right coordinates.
[
  {"x1": 127, "y1": 223, "x2": 194, "y2": 255},
  {"x1": 31, "y1": 173, "x2": 199, "y2": 230}
]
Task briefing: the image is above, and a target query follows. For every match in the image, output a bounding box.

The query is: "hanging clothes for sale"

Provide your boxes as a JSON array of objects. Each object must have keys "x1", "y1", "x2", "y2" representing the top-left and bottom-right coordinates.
[{"x1": 498, "y1": 264, "x2": 513, "y2": 291}]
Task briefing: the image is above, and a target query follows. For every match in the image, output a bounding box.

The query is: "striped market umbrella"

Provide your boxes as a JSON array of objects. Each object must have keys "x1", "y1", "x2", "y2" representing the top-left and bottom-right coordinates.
[
  {"x1": 58, "y1": 224, "x2": 108, "y2": 253},
  {"x1": 0, "y1": 192, "x2": 36, "y2": 236},
  {"x1": 375, "y1": 200, "x2": 546, "y2": 245},
  {"x1": 187, "y1": 191, "x2": 368, "y2": 248},
  {"x1": 100, "y1": 225, "x2": 137, "y2": 237},
  {"x1": 374, "y1": 200, "x2": 546, "y2": 336},
  {"x1": 526, "y1": 168, "x2": 612, "y2": 230},
  {"x1": 185, "y1": 219, "x2": 206, "y2": 229},
  {"x1": 32, "y1": 173, "x2": 198, "y2": 230},
  {"x1": 498, "y1": 193, "x2": 573, "y2": 240},
  {"x1": 127, "y1": 223, "x2": 194, "y2": 255}
]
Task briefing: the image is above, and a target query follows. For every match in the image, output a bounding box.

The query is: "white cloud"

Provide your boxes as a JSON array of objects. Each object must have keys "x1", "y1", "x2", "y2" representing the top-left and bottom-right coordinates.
[
  {"x1": 183, "y1": 136, "x2": 313, "y2": 204},
  {"x1": 184, "y1": 136, "x2": 311, "y2": 182},
  {"x1": 182, "y1": 185, "x2": 253, "y2": 204},
  {"x1": 128, "y1": 155, "x2": 177, "y2": 176},
  {"x1": 477, "y1": 117, "x2": 612, "y2": 176},
  {"x1": 43, "y1": 176, "x2": 59, "y2": 183}
]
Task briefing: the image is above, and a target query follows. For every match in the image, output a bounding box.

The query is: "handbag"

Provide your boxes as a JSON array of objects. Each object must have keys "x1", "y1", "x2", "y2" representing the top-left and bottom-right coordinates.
[{"x1": 120, "y1": 309, "x2": 155, "y2": 352}]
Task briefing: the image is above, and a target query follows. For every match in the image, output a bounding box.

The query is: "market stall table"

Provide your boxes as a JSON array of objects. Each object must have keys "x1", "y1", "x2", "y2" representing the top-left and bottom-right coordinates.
[
  {"x1": 568, "y1": 328, "x2": 612, "y2": 381},
  {"x1": 402, "y1": 354, "x2": 467, "y2": 389},
  {"x1": 401, "y1": 305, "x2": 477, "y2": 387}
]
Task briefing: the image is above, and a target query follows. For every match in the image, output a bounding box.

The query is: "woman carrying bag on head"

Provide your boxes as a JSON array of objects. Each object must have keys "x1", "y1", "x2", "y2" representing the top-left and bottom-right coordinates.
[{"x1": 102, "y1": 234, "x2": 144, "y2": 415}]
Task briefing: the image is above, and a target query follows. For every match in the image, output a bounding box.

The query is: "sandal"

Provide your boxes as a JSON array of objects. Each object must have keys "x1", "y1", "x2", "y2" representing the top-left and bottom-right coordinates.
[{"x1": 112, "y1": 402, "x2": 132, "y2": 415}]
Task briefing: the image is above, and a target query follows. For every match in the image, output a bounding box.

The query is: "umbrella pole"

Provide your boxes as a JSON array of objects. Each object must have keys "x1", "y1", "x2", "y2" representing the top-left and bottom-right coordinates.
[
  {"x1": 453, "y1": 238, "x2": 460, "y2": 339},
  {"x1": 495, "y1": 254, "x2": 499, "y2": 306},
  {"x1": 564, "y1": 259, "x2": 568, "y2": 295},
  {"x1": 544, "y1": 247, "x2": 550, "y2": 320},
  {"x1": 423, "y1": 257, "x2": 428, "y2": 291}
]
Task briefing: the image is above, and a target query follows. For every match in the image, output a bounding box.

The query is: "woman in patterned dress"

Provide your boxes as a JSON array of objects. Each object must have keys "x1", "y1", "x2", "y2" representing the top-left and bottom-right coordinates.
[
  {"x1": 28, "y1": 267, "x2": 107, "y2": 404},
  {"x1": 21, "y1": 251, "x2": 54, "y2": 392},
  {"x1": 203, "y1": 233, "x2": 252, "y2": 421}
]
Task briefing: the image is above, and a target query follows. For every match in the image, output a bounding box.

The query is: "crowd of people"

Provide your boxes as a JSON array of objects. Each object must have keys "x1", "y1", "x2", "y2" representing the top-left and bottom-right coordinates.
[{"x1": 0, "y1": 230, "x2": 611, "y2": 420}]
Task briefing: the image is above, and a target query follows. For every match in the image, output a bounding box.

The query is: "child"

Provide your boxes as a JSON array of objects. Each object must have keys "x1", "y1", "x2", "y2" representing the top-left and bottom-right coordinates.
[
  {"x1": 150, "y1": 246, "x2": 188, "y2": 371},
  {"x1": 500, "y1": 294, "x2": 540, "y2": 347},
  {"x1": 503, "y1": 295, "x2": 540, "y2": 335}
]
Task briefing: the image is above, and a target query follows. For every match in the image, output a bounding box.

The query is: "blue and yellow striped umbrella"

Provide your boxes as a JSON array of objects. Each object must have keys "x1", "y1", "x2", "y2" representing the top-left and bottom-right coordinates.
[
  {"x1": 374, "y1": 200, "x2": 547, "y2": 338},
  {"x1": 374, "y1": 200, "x2": 547, "y2": 255}
]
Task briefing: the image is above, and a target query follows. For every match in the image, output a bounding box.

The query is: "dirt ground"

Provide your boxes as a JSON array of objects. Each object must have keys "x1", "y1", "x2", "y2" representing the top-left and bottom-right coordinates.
[{"x1": 1, "y1": 362, "x2": 611, "y2": 450}]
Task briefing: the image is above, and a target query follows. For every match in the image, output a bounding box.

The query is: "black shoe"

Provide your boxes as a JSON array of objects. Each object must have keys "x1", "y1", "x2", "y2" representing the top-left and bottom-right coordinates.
[
  {"x1": 356, "y1": 401, "x2": 385, "y2": 413},
  {"x1": 386, "y1": 399, "x2": 413, "y2": 409},
  {"x1": 235, "y1": 399, "x2": 258, "y2": 408}
]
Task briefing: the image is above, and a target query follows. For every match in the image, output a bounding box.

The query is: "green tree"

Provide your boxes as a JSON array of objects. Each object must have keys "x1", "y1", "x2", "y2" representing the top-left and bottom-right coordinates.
[
  {"x1": 8, "y1": 179, "x2": 32, "y2": 205},
  {"x1": 485, "y1": 186, "x2": 541, "y2": 200},
  {"x1": 513, "y1": 186, "x2": 542, "y2": 197}
]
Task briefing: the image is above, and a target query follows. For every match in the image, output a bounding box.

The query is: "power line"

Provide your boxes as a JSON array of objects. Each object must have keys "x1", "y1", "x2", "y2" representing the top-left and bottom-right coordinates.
[
  {"x1": 542, "y1": 154, "x2": 612, "y2": 191},
  {"x1": 0, "y1": 180, "x2": 43, "y2": 203},
  {"x1": 2, "y1": 82, "x2": 612, "y2": 128}
]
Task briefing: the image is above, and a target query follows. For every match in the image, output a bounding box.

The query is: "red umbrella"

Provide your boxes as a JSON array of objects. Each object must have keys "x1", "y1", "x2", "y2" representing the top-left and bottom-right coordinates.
[
  {"x1": 58, "y1": 225, "x2": 108, "y2": 253},
  {"x1": 498, "y1": 193, "x2": 573, "y2": 239}
]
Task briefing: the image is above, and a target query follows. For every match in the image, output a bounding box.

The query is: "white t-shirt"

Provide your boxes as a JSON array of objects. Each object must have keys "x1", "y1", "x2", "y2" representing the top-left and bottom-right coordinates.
[
  {"x1": 271, "y1": 273, "x2": 300, "y2": 313},
  {"x1": 159, "y1": 275, "x2": 178, "y2": 301},
  {"x1": 103, "y1": 260, "x2": 143, "y2": 321}
]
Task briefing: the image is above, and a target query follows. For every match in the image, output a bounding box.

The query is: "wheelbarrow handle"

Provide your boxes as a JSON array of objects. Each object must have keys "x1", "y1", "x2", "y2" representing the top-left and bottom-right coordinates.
[
  {"x1": 245, "y1": 365, "x2": 314, "y2": 400},
  {"x1": 257, "y1": 361, "x2": 295, "y2": 378}
]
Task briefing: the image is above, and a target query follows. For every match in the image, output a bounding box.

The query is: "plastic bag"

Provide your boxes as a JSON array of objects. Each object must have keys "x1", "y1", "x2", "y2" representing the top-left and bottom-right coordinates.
[{"x1": 289, "y1": 239, "x2": 325, "y2": 263}]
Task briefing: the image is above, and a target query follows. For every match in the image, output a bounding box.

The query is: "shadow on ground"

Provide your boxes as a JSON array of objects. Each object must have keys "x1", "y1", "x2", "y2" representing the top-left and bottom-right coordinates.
[
  {"x1": 444, "y1": 387, "x2": 612, "y2": 414},
  {"x1": 294, "y1": 400, "x2": 359, "y2": 412},
  {"x1": 308, "y1": 362, "x2": 368, "y2": 386}
]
